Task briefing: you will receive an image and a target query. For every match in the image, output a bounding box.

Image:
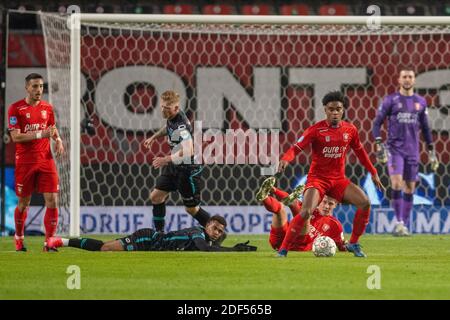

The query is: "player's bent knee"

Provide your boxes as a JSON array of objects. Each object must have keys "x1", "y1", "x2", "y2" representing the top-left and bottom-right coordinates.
[
  {"x1": 150, "y1": 190, "x2": 167, "y2": 204},
  {"x1": 358, "y1": 198, "x2": 371, "y2": 210}
]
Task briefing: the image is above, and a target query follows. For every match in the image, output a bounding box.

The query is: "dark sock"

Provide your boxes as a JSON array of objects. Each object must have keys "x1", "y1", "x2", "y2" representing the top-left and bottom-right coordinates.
[
  {"x1": 392, "y1": 189, "x2": 403, "y2": 223},
  {"x1": 193, "y1": 207, "x2": 211, "y2": 227},
  {"x1": 69, "y1": 238, "x2": 104, "y2": 251},
  {"x1": 153, "y1": 203, "x2": 166, "y2": 232},
  {"x1": 402, "y1": 193, "x2": 414, "y2": 226}
]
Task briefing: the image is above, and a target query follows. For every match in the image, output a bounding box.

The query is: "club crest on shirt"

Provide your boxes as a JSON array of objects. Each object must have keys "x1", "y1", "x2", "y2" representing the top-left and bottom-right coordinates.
[
  {"x1": 41, "y1": 110, "x2": 47, "y2": 119},
  {"x1": 415, "y1": 102, "x2": 421, "y2": 111},
  {"x1": 343, "y1": 133, "x2": 349, "y2": 142},
  {"x1": 325, "y1": 136, "x2": 330, "y2": 142},
  {"x1": 26, "y1": 113, "x2": 30, "y2": 118},
  {"x1": 322, "y1": 224, "x2": 330, "y2": 232}
]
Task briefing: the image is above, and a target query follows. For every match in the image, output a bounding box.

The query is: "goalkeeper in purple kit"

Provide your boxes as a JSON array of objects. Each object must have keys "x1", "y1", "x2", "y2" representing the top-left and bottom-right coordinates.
[{"x1": 372, "y1": 68, "x2": 439, "y2": 236}]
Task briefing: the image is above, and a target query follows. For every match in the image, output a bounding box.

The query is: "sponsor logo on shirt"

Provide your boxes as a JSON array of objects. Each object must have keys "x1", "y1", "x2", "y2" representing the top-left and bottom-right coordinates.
[
  {"x1": 396, "y1": 112, "x2": 417, "y2": 124},
  {"x1": 9, "y1": 116, "x2": 17, "y2": 125},
  {"x1": 322, "y1": 146, "x2": 347, "y2": 158},
  {"x1": 24, "y1": 123, "x2": 41, "y2": 132}
]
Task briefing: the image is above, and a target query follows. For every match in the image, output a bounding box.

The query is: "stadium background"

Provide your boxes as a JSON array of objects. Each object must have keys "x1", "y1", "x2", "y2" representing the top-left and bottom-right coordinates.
[{"x1": 1, "y1": 0, "x2": 450, "y2": 235}]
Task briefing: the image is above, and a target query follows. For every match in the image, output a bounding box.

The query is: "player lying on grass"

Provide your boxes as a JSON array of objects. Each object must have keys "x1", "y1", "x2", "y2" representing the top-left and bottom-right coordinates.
[
  {"x1": 47, "y1": 215, "x2": 256, "y2": 252},
  {"x1": 256, "y1": 177, "x2": 346, "y2": 252}
]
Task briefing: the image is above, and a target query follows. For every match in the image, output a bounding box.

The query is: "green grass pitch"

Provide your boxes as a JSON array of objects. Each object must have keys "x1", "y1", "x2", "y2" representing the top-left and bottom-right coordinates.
[{"x1": 1, "y1": 234, "x2": 449, "y2": 299}]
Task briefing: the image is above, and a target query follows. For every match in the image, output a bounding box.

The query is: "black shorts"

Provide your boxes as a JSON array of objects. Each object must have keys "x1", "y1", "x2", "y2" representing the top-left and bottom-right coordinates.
[
  {"x1": 118, "y1": 228, "x2": 162, "y2": 251},
  {"x1": 155, "y1": 163, "x2": 204, "y2": 207}
]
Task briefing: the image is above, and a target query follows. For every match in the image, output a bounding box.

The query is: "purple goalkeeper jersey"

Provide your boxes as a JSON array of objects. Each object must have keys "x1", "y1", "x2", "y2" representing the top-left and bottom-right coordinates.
[{"x1": 372, "y1": 92, "x2": 432, "y2": 159}]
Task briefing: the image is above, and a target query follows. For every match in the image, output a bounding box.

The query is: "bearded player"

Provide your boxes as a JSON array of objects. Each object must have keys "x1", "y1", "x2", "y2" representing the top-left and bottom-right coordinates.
[
  {"x1": 256, "y1": 178, "x2": 346, "y2": 252},
  {"x1": 372, "y1": 68, "x2": 438, "y2": 237},
  {"x1": 8, "y1": 73, "x2": 64, "y2": 252},
  {"x1": 277, "y1": 91, "x2": 384, "y2": 258}
]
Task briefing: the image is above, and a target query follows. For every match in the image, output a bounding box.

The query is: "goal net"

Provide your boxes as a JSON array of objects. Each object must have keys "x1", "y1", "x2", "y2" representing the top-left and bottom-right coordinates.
[{"x1": 39, "y1": 13, "x2": 450, "y2": 236}]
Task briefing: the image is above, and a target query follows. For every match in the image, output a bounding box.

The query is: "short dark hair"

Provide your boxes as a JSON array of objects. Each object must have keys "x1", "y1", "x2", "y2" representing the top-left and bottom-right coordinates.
[
  {"x1": 398, "y1": 67, "x2": 415, "y2": 76},
  {"x1": 322, "y1": 91, "x2": 348, "y2": 108},
  {"x1": 25, "y1": 73, "x2": 44, "y2": 83},
  {"x1": 208, "y1": 215, "x2": 227, "y2": 228}
]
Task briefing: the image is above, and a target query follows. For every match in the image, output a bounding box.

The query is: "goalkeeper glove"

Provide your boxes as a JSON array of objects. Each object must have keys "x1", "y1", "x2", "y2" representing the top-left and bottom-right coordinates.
[
  {"x1": 232, "y1": 241, "x2": 257, "y2": 252},
  {"x1": 375, "y1": 138, "x2": 388, "y2": 164},
  {"x1": 428, "y1": 145, "x2": 439, "y2": 172}
]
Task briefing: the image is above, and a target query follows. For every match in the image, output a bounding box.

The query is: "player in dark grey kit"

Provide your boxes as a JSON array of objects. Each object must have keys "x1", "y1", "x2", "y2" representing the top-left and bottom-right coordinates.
[
  {"x1": 46, "y1": 215, "x2": 256, "y2": 252},
  {"x1": 142, "y1": 91, "x2": 221, "y2": 239},
  {"x1": 373, "y1": 68, "x2": 439, "y2": 236}
]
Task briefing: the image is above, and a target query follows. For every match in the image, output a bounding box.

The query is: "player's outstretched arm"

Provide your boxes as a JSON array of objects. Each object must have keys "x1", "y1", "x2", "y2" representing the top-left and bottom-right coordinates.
[
  {"x1": 371, "y1": 173, "x2": 385, "y2": 192},
  {"x1": 144, "y1": 126, "x2": 167, "y2": 149},
  {"x1": 193, "y1": 238, "x2": 257, "y2": 252}
]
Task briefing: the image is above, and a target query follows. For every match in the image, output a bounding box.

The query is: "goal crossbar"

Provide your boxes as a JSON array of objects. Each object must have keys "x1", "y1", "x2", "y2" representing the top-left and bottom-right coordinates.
[{"x1": 77, "y1": 14, "x2": 450, "y2": 26}]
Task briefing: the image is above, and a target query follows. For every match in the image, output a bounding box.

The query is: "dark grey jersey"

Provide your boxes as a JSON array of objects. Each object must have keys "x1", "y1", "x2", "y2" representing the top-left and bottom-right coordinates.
[{"x1": 166, "y1": 111, "x2": 192, "y2": 151}]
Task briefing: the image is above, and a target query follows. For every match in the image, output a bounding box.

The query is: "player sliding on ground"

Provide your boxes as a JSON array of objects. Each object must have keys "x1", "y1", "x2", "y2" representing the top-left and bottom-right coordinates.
[
  {"x1": 277, "y1": 91, "x2": 385, "y2": 258},
  {"x1": 46, "y1": 215, "x2": 256, "y2": 252},
  {"x1": 256, "y1": 177, "x2": 346, "y2": 252}
]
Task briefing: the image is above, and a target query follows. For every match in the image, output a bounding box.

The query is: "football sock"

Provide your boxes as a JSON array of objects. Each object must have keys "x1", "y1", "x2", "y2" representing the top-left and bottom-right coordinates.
[
  {"x1": 279, "y1": 213, "x2": 307, "y2": 252},
  {"x1": 272, "y1": 187, "x2": 289, "y2": 200},
  {"x1": 44, "y1": 208, "x2": 59, "y2": 240},
  {"x1": 350, "y1": 208, "x2": 370, "y2": 244},
  {"x1": 262, "y1": 196, "x2": 282, "y2": 214},
  {"x1": 69, "y1": 238, "x2": 104, "y2": 251},
  {"x1": 152, "y1": 203, "x2": 166, "y2": 232},
  {"x1": 402, "y1": 193, "x2": 413, "y2": 227},
  {"x1": 193, "y1": 207, "x2": 211, "y2": 227},
  {"x1": 14, "y1": 207, "x2": 28, "y2": 237},
  {"x1": 392, "y1": 189, "x2": 403, "y2": 223}
]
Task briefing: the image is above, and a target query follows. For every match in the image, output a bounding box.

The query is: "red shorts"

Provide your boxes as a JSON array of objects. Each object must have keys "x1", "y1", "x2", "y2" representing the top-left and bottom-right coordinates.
[
  {"x1": 304, "y1": 176, "x2": 351, "y2": 203},
  {"x1": 15, "y1": 160, "x2": 59, "y2": 197},
  {"x1": 269, "y1": 224, "x2": 311, "y2": 251}
]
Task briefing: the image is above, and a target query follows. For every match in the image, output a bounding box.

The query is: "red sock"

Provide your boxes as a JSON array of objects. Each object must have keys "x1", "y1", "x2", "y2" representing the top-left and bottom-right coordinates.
[
  {"x1": 44, "y1": 208, "x2": 59, "y2": 240},
  {"x1": 279, "y1": 213, "x2": 306, "y2": 251},
  {"x1": 14, "y1": 207, "x2": 28, "y2": 237},
  {"x1": 350, "y1": 208, "x2": 370, "y2": 244},
  {"x1": 272, "y1": 187, "x2": 289, "y2": 201},
  {"x1": 263, "y1": 196, "x2": 282, "y2": 214}
]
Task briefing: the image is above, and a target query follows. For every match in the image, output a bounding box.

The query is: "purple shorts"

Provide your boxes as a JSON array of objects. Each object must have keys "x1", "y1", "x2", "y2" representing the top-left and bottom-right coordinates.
[{"x1": 387, "y1": 153, "x2": 419, "y2": 182}]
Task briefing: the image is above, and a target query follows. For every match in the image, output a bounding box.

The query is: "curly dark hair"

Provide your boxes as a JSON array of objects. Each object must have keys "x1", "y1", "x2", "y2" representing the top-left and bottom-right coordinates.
[{"x1": 322, "y1": 91, "x2": 348, "y2": 108}]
